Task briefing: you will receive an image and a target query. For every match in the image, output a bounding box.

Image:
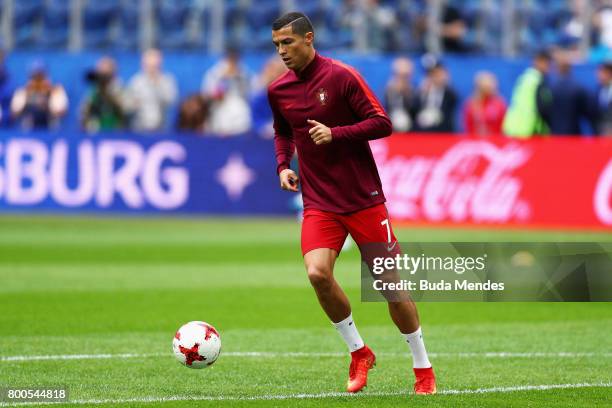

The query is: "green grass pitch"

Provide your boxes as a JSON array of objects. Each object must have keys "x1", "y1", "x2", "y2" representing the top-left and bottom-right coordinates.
[{"x1": 0, "y1": 215, "x2": 611, "y2": 407}]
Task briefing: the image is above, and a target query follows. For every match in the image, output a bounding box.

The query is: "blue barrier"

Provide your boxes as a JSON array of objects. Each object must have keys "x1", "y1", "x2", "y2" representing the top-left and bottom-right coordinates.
[{"x1": 0, "y1": 130, "x2": 294, "y2": 215}]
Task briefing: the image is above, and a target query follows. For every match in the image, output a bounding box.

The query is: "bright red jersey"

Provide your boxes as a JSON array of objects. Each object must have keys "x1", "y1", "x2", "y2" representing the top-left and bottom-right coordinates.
[
  {"x1": 463, "y1": 95, "x2": 507, "y2": 136},
  {"x1": 268, "y1": 53, "x2": 392, "y2": 213}
]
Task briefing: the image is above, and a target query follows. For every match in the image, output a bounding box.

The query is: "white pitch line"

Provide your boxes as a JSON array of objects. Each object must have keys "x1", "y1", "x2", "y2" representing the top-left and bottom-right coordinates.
[
  {"x1": 1, "y1": 351, "x2": 612, "y2": 362},
  {"x1": 0, "y1": 382, "x2": 610, "y2": 407}
]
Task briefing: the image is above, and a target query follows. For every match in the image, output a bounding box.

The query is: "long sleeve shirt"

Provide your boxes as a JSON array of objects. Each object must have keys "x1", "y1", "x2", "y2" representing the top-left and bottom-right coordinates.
[{"x1": 268, "y1": 53, "x2": 392, "y2": 213}]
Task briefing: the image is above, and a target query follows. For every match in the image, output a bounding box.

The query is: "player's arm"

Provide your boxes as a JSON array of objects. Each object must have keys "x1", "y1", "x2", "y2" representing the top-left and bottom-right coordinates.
[
  {"x1": 330, "y1": 66, "x2": 393, "y2": 141},
  {"x1": 269, "y1": 88, "x2": 299, "y2": 192}
]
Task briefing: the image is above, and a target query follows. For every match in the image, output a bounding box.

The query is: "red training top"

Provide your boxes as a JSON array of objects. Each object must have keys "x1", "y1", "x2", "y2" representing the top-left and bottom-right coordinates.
[
  {"x1": 268, "y1": 53, "x2": 393, "y2": 213},
  {"x1": 463, "y1": 95, "x2": 507, "y2": 136}
]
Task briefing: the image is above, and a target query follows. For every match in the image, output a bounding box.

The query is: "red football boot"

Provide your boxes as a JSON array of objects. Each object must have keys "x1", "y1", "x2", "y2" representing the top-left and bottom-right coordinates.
[
  {"x1": 346, "y1": 345, "x2": 376, "y2": 393},
  {"x1": 413, "y1": 367, "x2": 437, "y2": 395}
]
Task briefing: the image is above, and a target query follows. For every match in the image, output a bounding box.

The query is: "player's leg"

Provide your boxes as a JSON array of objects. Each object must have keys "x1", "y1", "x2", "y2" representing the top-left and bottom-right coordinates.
[
  {"x1": 302, "y1": 209, "x2": 351, "y2": 322},
  {"x1": 303, "y1": 248, "x2": 350, "y2": 323},
  {"x1": 344, "y1": 204, "x2": 436, "y2": 394},
  {"x1": 301, "y1": 209, "x2": 374, "y2": 393},
  {"x1": 387, "y1": 301, "x2": 419, "y2": 337}
]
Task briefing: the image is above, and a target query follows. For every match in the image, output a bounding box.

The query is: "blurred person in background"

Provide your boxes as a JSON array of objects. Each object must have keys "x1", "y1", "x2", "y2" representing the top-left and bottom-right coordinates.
[
  {"x1": 251, "y1": 56, "x2": 287, "y2": 139},
  {"x1": 364, "y1": 0, "x2": 398, "y2": 51},
  {"x1": 558, "y1": 0, "x2": 589, "y2": 61},
  {"x1": 594, "y1": 0, "x2": 612, "y2": 52},
  {"x1": 503, "y1": 50, "x2": 553, "y2": 138},
  {"x1": 463, "y1": 71, "x2": 506, "y2": 136},
  {"x1": 412, "y1": 55, "x2": 458, "y2": 133},
  {"x1": 81, "y1": 57, "x2": 126, "y2": 133},
  {"x1": 384, "y1": 56, "x2": 415, "y2": 132},
  {"x1": 176, "y1": 93, "x2": 210, "y2": 134},
  {"x1": 441, "y1": 3, "x2": 471, "y2": 53},
  {"x1": 201, "y1": 46, "x2": 252, "y2": 136},
  {"x1": 591, "y1": 61, "x2": 612, "y2": 135},
  {"x1": 126, "y1": 48, "x2": 177, "y2": 132},
  {"x1": 547, "y1": 51, "x2": 590, "y2": 135},
  {"x1": 10, "y1": 61, "x2": 68, "y2": 131},
  {"x1": 340, "y1": 0, "x2": 397, "y2": 51}
]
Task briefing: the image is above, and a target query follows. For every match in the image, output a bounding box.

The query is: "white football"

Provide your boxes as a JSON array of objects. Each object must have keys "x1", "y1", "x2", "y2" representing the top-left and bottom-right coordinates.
[{"x1": 172, "y1": 321, "x2": 221, "y2": 369}]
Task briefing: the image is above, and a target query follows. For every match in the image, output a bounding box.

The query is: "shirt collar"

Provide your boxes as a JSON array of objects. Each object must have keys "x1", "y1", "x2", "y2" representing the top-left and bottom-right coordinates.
[{"x1": 296, "y1": 52, "x2": 323, "y2": 80}]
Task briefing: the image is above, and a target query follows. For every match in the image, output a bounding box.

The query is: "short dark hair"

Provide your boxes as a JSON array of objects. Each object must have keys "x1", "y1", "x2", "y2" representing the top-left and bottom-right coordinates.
[
  {"x1": 272, "y1": 12, "x2": 314, "y2": 36},
  {"x1": 534, "y1": 49, "x2": 552, "y2": 62},
  {"x1": 600, "y1": 61, "x2": 612, "y2": 73}
]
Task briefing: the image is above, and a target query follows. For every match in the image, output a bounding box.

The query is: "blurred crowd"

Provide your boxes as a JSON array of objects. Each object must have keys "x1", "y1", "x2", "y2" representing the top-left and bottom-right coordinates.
[
  {"x1": 384, "y1": 48, "x2": 612, "y2": 137},
  {"x1": 3, "y1": 1, "x2": 612, "y2": 137},
  {"x1": 339, "y1": 0, "x2": 612, "y2": 55},
  {"x1": 2, "y1": 44, "x2": 612, "y2": 138},
  {"x1": 10, "y1": 0, "x2": 612, "y2": 57},
  {"x1": 0, "y1": 47, "x2": 288, "y2": 137}
]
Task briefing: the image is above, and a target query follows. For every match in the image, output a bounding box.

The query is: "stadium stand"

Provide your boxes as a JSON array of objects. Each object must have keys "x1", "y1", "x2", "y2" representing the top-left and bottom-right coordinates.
[
  {"x1": 0, "y1": 0, "x2": 599, "y2": 54},
  {"x1": 0, "y1": 0, "x2": 609, "y2": 136}
]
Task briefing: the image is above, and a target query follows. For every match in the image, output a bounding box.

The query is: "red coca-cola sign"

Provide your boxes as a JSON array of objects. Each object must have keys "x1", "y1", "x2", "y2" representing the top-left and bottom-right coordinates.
[{"x1": 372, "y1": 134, "x2": 612, "y2": 230}]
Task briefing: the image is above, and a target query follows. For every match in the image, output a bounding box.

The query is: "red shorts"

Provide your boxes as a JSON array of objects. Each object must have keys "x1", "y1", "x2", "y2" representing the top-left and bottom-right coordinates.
[{"x1": 301, "y1": 203, "x2": 398, "y2": 256}]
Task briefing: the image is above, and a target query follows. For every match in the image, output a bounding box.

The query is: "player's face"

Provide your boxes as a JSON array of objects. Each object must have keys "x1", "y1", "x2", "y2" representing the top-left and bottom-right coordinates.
[
  {"x1": 598, "y1": 67, "x2": 612, "y2": 85},
  {"x1": 534, "y1": 57, "x2": 550, "y2": 74},
  {"x1": 272, "y1": 26, "x2": 313, "y2": 72}
]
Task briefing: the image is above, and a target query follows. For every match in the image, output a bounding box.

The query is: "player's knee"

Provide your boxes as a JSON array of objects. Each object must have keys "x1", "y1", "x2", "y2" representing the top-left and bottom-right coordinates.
[{"x1": 306, "y1": 264, "x2": 333, "y2": 290}]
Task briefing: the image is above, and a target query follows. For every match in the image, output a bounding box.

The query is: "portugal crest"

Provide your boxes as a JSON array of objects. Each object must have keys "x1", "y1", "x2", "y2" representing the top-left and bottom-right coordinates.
[{"x1": 317, "y1": 88, "x2": 328, "y2": 105}]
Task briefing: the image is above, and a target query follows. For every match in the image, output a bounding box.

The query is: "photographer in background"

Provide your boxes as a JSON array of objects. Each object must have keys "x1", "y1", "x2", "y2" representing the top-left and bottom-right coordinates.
[
  {"x1": 81, "y1": 57, "x2": 126, "y2": 133},
  {"x1": 10, "y1": 61, "x2": 68, "y2": 131},
  {"x1": 201, "y1": 46, "x2": 252, "y2": 136}
]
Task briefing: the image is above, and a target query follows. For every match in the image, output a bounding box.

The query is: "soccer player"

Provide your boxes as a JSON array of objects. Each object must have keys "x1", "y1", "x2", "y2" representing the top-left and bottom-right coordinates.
[{"x1": 268, "y1": 12, "x2": 436, "y2": 395}]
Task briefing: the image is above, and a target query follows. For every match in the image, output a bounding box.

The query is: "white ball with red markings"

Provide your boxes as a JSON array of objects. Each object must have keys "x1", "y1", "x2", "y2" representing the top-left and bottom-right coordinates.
[{"x1": 172, "y1": 321, "x2": 221, "y2": 369}]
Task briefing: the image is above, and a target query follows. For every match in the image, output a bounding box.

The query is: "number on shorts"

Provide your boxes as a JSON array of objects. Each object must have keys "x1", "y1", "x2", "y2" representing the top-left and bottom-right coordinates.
[{"x1": 381, "y1": 218, "x2": 391, "y2": 243}]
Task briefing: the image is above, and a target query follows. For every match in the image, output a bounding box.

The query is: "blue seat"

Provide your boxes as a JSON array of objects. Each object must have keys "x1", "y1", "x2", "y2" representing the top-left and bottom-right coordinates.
[
  {"x1": 250, "y1": 27, "x2": 274, "y2": 51},
  {"x1": 380, "y1": 0, "x2": 400, "y2": 7},
  {"x1": 480, "y1": 7, "x2": 503, "y2": 54},
  {"x1": 316, "y1": 28, "x2": 353, "y2": 51},
  {"x1": 39, "y1": 0, "x2": 70, "y2": 49},
  {"x1": 461, "y1": 0, "x2": 484, "y2": 28},
  {"x1": 156, "y1": 0, "x2": 193, "y2": 49},
  {"x1": 300, "y1": 1, "x2": 325, "y2": 23},
  {"x1": 83, "y1": 0, "x2": 118, "y2": 48},
  {"x1": 13, "y1": 0, "x2": 42, "y2": 48},
  {"x1": 223, "y1": 1, "x2": 249, "y2": 48},
  {"x1": 245, "y1": 2, "x2": 280, "y2": 31},
  {"x1": 223, "y1": 0, "x2": 247, "y2": 28},
  {"x1": 395, "y1": 1, "x2": 427, "y2": 52},
  {"x1": 193, "y1": 5, "x2": 211, "y2": 50},
  {"x1": 114, "y1": 0, "x2": 139, "y2": 50}
]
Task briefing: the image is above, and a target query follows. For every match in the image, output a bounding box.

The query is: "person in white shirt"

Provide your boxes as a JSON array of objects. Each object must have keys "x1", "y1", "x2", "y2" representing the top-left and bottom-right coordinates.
[{"x1": 126, "y1": 48, "x2": 177, "y2": 132}]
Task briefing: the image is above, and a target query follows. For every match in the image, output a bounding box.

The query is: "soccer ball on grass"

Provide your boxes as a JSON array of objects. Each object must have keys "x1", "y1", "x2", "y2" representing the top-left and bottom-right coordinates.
[{"x1": 172, "y1": 321, "x2": 221, "y2": 369}]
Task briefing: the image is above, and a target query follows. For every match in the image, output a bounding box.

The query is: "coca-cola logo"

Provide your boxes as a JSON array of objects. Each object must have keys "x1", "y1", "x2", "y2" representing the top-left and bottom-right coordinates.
[
  {"x1": 373, "y1": 140, "x2": 531, "y2": 223},
  {"x1": 594, "y1": 159, "x2": 612, "y2": 225}
]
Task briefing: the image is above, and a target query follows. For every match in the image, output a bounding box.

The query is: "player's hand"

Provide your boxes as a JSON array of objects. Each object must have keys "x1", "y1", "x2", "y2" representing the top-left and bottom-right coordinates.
[
  {"x1": 279, "y1": 169, "x2": 299, "y2": 192},
  {"x1": 307, "y1": 119, "x2": 332, "y2": 145}
]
